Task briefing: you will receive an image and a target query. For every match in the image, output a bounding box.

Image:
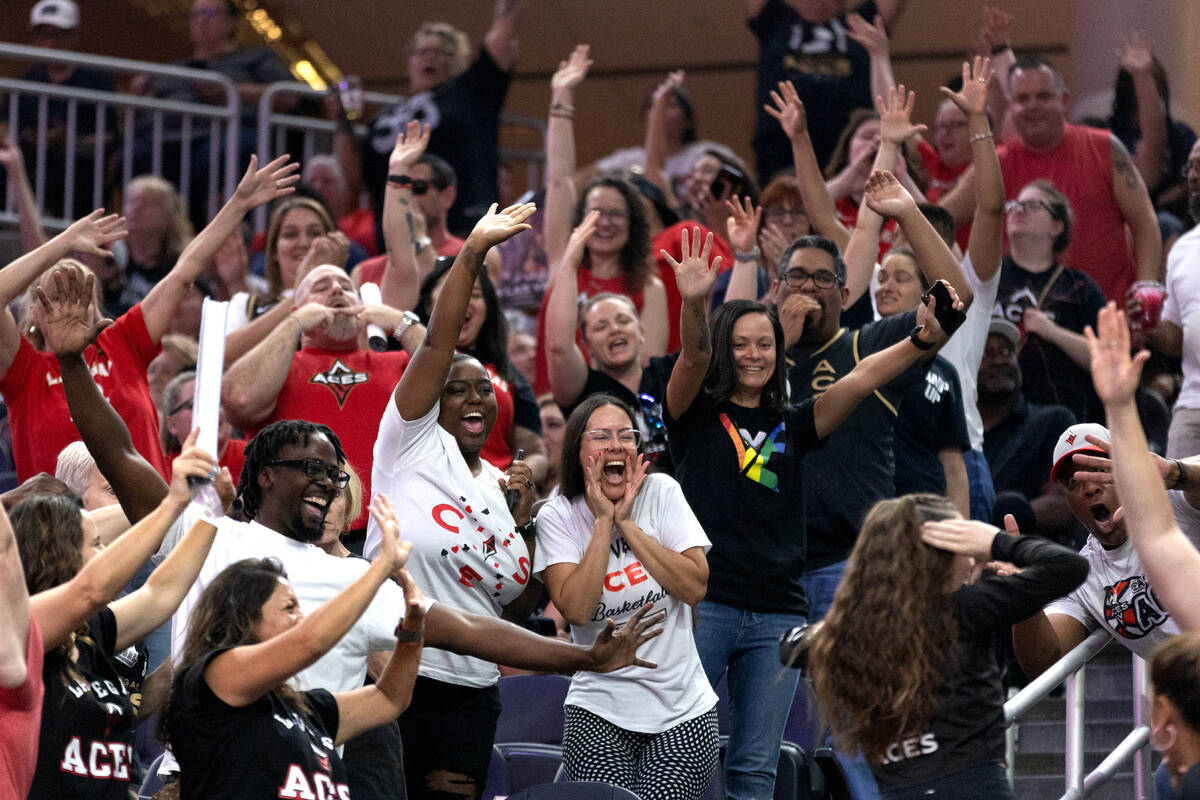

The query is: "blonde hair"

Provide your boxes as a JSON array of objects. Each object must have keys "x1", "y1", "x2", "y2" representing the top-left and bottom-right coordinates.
[
  {"x1": 125, "y1": 175, "x2": 194, "y2": 261},
  {"x1": 414, "y1": 22, "x2": 471, "y2": 76},
  {"x1": 340, "y1": 461, "x2": 364, "y2": 535},
  {"x1": 263, "y1": 197, "x2": 335, "y2": 298},
  {"x1": 18, "y1": 259, "x2": 105, "y2": 350}
]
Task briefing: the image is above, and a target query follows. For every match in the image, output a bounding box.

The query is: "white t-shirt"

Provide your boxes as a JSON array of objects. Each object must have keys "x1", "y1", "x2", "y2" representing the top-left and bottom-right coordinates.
[
  {"x1": 940, "y1": 253, "x2": 1001, "y2": 451},
  {"x1": 224, "y1": 284, "x2": 287, "y2": 335},
  {"x1": 164, "y1": 507, "x2": 408, "y2": 694},
  {"x1": 365, "y1": 400, "x2": 531, "y2": 688},
  {"x1": 533, "y1": 474, "x2": 716, "y2": 733},
  {"x1": 1162, "y1": 224, "x2": 1200, "y2": 410},
  {"x1": 1043, "y1": 535, "x2": 1179, "y2": 658}
]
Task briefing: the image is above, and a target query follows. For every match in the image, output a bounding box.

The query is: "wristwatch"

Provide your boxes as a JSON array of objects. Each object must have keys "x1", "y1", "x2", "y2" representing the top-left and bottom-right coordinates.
[
  {"x1": 392, "y1": 310, "x2": 421, "y2": 341},
  {"x1": 414, "y1": 235, "x2": 433, "y2": 255}
]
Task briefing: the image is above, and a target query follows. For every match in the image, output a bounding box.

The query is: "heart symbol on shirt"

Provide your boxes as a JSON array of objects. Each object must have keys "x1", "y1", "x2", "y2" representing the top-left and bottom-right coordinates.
[{"x1": 451, "y1": 546, "x2": 459, "y2": 553}]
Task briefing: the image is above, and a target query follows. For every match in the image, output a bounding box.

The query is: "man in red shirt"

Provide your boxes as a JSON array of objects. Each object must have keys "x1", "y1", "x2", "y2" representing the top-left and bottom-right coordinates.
[
  {"x1": 223, "y1": 265, "x2": 423, "y2": 537},
  {"x1": 941, "y1": 57, "x2": 1160, "y2": 302}
]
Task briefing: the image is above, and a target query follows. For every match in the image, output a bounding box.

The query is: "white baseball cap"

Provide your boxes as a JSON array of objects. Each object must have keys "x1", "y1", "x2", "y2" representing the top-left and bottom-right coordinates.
[
  {"x1": 1050, "y1": 423, "x2": 1111, "y2": 483},
  {"x1": 30, "y1": 0, "x2": 79, "y2": 30}
]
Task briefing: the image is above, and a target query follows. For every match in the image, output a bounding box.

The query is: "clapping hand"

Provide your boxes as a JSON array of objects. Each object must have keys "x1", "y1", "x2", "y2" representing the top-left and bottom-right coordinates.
[{"x1": 233, "y1": 154, "x2": 300, "y2": 209}]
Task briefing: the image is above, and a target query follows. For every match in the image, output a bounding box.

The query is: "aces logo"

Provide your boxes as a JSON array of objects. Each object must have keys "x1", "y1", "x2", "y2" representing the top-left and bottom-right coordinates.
[
  {"x1": 310, "y1": 359, "x2": 369, "y2": 408},
  {"x1": 1103, "y1": 576, "x2": 1169, "y2": 639}
]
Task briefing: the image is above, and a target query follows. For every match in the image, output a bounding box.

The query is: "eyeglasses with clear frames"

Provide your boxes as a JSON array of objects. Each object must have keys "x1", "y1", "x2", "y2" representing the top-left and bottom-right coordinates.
[{"x1": 584, "y1": 428, "x2": 641, "y2": 446}]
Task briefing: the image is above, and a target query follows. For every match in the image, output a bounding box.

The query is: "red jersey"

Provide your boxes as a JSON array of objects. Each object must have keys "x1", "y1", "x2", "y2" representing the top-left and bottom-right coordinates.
[
  {"x1": 354, "y1": 236, "x2": 466, "y2": 288},
  {"x1": 479, "y1": 363, "x2": 516, "y2": 470},
  {"x1": 338, "y1": 208, "x2": 379, "y2": 256},
  {"x1": 0, "y1": 304, "x2": 166, "y2": 480},
  {"x1": 918, "y1": 139, "x2": 972, "y2": 252},
  {"x1": 654, "y1": 221, "x2": 733, "y2": 355},
  {"x1": 247, "y1": 347, "x2": 411, "y2": 529},
  {"x1": 836, "y1": 196, "x2": 898, "y2": 264},
  {"x1": 0, "y1": 616, "x2": 43, "y2": 800},
  {"x1": 999, "y1": 124, "x2": 1134, "y2": 301}
]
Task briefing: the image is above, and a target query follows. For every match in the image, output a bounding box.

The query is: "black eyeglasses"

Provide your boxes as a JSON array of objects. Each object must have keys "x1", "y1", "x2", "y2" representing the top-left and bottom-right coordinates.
[
  {"x1": 168, "y1": 398, "x2": 194, "y2": 416},
  {"x1": 1004, "y1": 199, "x2": 1053, "y2": 215},
  {"x1": 782, "y1": 268, "x2": 839, "y2": 289},
  {"x1": 269, "y1": 459, "x2": 350, "y2": 488}
]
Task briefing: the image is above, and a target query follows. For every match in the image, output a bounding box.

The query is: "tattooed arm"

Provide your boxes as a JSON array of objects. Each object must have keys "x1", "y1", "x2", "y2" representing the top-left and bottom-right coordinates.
[
  {"x1": 1110, "y1": 134, "x2": 1162, "y2": 283},
  {"x1": 377, "y1": 121, "x2": 428, "y2": 314}
]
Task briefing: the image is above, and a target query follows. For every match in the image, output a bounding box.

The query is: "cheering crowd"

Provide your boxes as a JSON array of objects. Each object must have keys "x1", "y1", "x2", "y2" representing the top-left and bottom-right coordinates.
[{"x1": 4, "y1": 0, "x2": 1200, "y2": 799}]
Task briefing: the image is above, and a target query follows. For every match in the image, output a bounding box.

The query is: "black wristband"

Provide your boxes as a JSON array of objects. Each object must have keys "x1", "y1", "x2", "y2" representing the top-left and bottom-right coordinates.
[
  {"x1": 515, "y1": 520, "x2": 537, "y2": 539},
  {"x1": 393, "y1": 622, "x2": 424, "y2": 642},
  {"x1": 387, "y1": 174, "x2": 413, "y2": 186},
  {"x1": 1172, "y1": 459, "x2": 1189, "y2": 491},
  {"x1": 909, "y1": 326, "x2": 935, "y2": 350},
  {"x1": 990, "y1": 43, "x2": 1012, "y2": 55}
]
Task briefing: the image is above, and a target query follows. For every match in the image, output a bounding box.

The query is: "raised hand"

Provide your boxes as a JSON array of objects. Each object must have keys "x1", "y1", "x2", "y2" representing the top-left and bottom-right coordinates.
[
  {"x1": 233, "y1": 154, "x2": 300, "y2": 209},
  {"x1": 612, "y1": 453, "x2": 649, "y2": 522},
  {"x1": 1116, "y1": 30, "x2": 1154, "y2": 75},
  {"x1": 875, "y1": 84, "x2": 927, "y2": 145},
  {"x1": 725, "y1": 196, "x2": 762, "y2": 254},
  {"x1": 915, "y1": 279, "x2": 965, "y2": 344},
  {"x1": 1085, "y1": 301, "x2": 1149, "y2": 407},
  {"x1": 551, "y1": 44, "x2": 593, "y2": 96},
  {"x1": 388, "y1": 120, "x2": 431, "y2": 171},
  {"x1": 759, "y1": 223, "x2": 789, "y2": 273},
  {"x1": 979, "y1": 5, "x2": 1013, "y2": 53},
  {"x1": 651, "y1": 70, "x2": 685, "y2": 109},
  {"x1": 563, "y1": 209, "x2": 600, "y2": 267},
  {"x1": 586, "y1": 601, "x2": 667, "y2": 672},
  {"x1": 863, "y1": 169, "x2": 917, "y2": 218},
  {"x1": 0, "y1": 134, "x2": 25, "y2": 173},
  {"x1": 921, "y1": 518, "x2": 1000, "y2": 561},
  {"x1": 35, "y1": 263, "x2": 112, "y2": 356},
  {"x1": 167, "y1": 429, "x2": 220, "y2": 507},
  {"x1": 846, "y1": 13, "x2": 889, "y2": 56},
  {"x1": 940, "y1": 57, "x2": 993, "y2": 117},
  {"x1": 660, "y1": 226, "x2": 722, "y2": 303},
  {"x1": 765, "y1": 81, "x2": 808, "y2": 141},
  {"x1": 466, "y1": 202, "x2": 536, "y2": 252},
  {"x1": 1072, "y1": 431, "x2": 1177, "y2": 488},
  {"x1": 63, "y1": 209, "x2": 128, "y2": 257},
  {"x1": 371, "y1": 493, "x2": 414, "y2": 576}
]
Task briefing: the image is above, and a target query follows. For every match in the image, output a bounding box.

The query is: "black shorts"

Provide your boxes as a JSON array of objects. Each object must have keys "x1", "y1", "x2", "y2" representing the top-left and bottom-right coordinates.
[{"x1": 398, "y1": 675, "x2": 502, "y2": 799}]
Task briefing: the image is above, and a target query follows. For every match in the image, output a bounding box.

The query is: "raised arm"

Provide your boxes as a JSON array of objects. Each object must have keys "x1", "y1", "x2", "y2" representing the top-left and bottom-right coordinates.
[
  {"x1": 813, "y1": 283, "x2": 961, "y2": 438},
  {"x1": 723, "y1": 197, "x2": 765, "y2": 303},
  {"x1": 846, "y1": 13, "x2": 898, "y2": 105},
  {"x1": 544, "y1": 45, "x2": 592, "y2": 270},
  {"x1": 108, "y1": 438, "x2": 220, "y2": 650},
  {"x1": 1110, "y1": 133, "x2": 1163, "y2": 284},
  {"x1": 204, "y1": 496, "x2": 412, "y2": 707},
  {"x1": 1089, "y1": 302, "x2": 1200, "y2": 630},
  {"x1": 0, "y1": 136, "x2": 47, "y2": 252},
  {"x1": 40, "y1": 264, "x2": 167, "y2": 521},
  {"x1": 392, "y1": 204, "x2": 535, "y2": 420},
  {"x1": 379, "y1": 121, "x2": 429, "y2": 313},
  {"x1": 482, "y1": 0, "x2": 527, "y2": 71},
  {"x1": 664, "y1": 228, "x2": 721, "y2": 420},
  {"x1": 545, "y1": 210, "x2": 600, "y2": 406},
  {"x1": 978, "y1": 6, "x2": 1014, "y2": 125},
  {"x1": 643, "y1": 71, "x2": 685, "y2": 208},
  {"x1": 864, "y1": 170, "x2": 970, "y2": 305},
  {"x1": 1117, "y1": 32, "x2": 1167, "y2": 191},
  {"x1": 764, "y1": 82, "x2": 850, "y2": 250},
  {"x1": 141, "y1": 155, "x2": 299, "y2": 342},
  {"x1": 0, "y1": 209, "x2": 124, "y2": 311},
  {"x1": 943, "y1": 58, "x2": 1005, "y2": 282},
  {"x1": 0, "y1": 504, "x2": 29, "y2": 688}
]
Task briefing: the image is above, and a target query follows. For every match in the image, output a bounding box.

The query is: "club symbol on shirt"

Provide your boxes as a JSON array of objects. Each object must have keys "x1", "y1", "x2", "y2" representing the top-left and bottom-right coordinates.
[{"x1": 309, "y1": 359, "x2": 369, "y2": 408}]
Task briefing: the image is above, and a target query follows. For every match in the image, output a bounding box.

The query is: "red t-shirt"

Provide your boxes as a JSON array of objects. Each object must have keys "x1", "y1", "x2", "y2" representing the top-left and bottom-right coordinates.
[
  {"x1": 836, "y1": 196, "x2": 898, "y2": 264},
  {"x1": 0, "y1": 616, "x2": 44, "y2": 800},
  {"x1": 653, "y1": 221, "x2": 734, "y2": 355},
  {"x1": 918, "y1": 139, "x2": 972, "y2": 252},
  {"x1": 354, "y1": 236, "x2": 466, "y2": 288},
  {"x1": 0, "y1": 304, "x2": 166, "y2": 481},
  {"x1": 479, "y1": 363, "x2": 516, "y2": 471},
  {"x1": 246, "y1": 347, "x2": 411, "y2": 529},
  {"x1": 999, "y1": 124, "x2": 1134, "y2": 301},
  {"x1": 165, "y1": 438, "x2": 247, "y2": 488},
  {"x1": 338, "y1": 208, "x2": 380, "y2": 256},
  {"x1": 533, "y1": 269, "x2": 647, "y2": 397}
]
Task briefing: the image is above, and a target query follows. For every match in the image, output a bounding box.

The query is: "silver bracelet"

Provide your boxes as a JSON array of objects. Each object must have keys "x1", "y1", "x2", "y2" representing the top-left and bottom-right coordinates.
[
  {"x1": 734, "y1": 247, "x2": 761, "y2": 262},
  {"x1": 969, "y1": 132, "x2": 994, "y2": 144}
]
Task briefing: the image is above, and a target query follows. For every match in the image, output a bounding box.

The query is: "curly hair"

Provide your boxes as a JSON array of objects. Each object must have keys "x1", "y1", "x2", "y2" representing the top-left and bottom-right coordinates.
[
  {"x1": 808, "y1": 494, "x2": 960, "y2": 763},
  {"x1": 416, "y1": 257, "x2": 513, "y2": 383},
  {"x1": 164, "y1": 558, "x2": 310, "y2": 744},
  {"x1": 263, "y1": 197, "x2": 335, "y2": 298},
  {"x1": 572, "y1": 173, "x2": 652, "y2": 292},
  {"x1": 13, "y1": 493, "x2": 85, "y2": 595},
  {"x1": 236, "y1": 420, "x2": 346, "y2": 521}
]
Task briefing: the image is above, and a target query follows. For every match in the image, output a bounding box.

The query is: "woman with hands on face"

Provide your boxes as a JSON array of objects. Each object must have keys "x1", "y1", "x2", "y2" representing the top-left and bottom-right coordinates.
[
  {"x1": 808, "y1": 495, "x2": 1087, "y2": 799},
  {"x1": 534, "y1": 393, "x2": 715, "y2": 799}
]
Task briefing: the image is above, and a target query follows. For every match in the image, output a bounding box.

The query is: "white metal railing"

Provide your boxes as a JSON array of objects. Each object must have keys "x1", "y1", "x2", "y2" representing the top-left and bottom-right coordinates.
[
  {"x1": 0, "y1": 41, "x2": 242, "y2": 227},
  {"x1": 1003, "y1": 629, "x2": 1152, "y2": 799}
]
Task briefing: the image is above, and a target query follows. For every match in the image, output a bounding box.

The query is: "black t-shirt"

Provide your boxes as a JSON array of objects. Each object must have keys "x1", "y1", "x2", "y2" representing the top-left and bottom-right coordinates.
[
  {"x1": 30, "y1": 609, "x2": 137, "y2": 800},
  {"x1": 983, "y1": 395, "x2": 1077, "y2": 499},
  {"x1": 994, "y1": 258, "x2": 1107, "y2": 422},
  {"x1": 509, "y1": 367, "x2": 542, "y2": 434},
  {"x1": 788, "y1": 310, "x2": 918, "y2": 568},
  {"x1": 666, "y1": 390, "x2": 820, "y2": 614},
  {"x1": 874, "y1": 534, "x2": 1087, "y2": 790},
  {"x1": 565, "y1": 355, "x2": 677, "y2": 472},
  {"x1": 894, "y1": 355, "x2": 969, "y2": 496},
  {"x1": 748, "y1": 0, "x2": 877, "y2": 182},
  {"x1": 364, "y1": 48, "x2": 512, "y2": 235},
  {"x1": 170, "y1": 648, "x2": 349, "y2": 800}
]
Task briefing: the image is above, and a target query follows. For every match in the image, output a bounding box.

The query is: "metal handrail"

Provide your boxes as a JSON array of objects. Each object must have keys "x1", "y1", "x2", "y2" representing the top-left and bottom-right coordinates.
[
  {"x1": 0, "y1": 41, "x2": 241, "y2": 225},
  {"x1": 1003, "y1": 629, "x2": 1151, "y2": 799}
]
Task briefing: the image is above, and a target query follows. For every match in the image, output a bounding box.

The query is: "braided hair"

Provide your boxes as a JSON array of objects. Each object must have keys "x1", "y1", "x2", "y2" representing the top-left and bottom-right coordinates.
[{"x1": 236, "y1": 420, "x2": 346, "y2": 520}]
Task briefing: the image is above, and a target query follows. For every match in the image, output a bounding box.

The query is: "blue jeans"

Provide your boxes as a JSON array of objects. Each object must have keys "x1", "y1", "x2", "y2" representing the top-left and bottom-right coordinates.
[
  {"x1": 963, "y1": 449, "x2": 996, "y2": 523},
  {"x1": 695, "y1": 599, "x2": 805, "y2": 800},
  {"x1": 801, "y1": 561, "x2": 881, "y2": 800}
]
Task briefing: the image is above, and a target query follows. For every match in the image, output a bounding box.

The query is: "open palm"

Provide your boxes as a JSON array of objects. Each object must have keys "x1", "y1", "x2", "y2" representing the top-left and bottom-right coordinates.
[
  {"x1": 940, "y1": 57, "x2": 992, "y2": 117},
  {"x1": 662, "y1": 226, "x2": 721, "y2": 302},
  {"x1": 234, "y1": 154, "x2": 300, "y2": 208},
  {"x1": 1086, "y1": 302, "x2": 1149, "y2": 406},
  {"x1": 552, "y1": 44, "x2": 592, "y2": 93},
  {"x1": 875, "y1": 84, "x2": 926, "y2": 144},
  {"x1": 468, "y1": 202, "x2": 537, "y2": 250}
]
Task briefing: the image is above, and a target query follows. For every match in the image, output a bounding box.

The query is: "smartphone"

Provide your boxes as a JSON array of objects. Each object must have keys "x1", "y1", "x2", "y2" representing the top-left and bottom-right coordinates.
[
  {"x1": 709, "y1": 164, "x2": 745, "y2": 200},
  {"x1": 921, "y1": 280, "x2": 966, "y2": 336}
]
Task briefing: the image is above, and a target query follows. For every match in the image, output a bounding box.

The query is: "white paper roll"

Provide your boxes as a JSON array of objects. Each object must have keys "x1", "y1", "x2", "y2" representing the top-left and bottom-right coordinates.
[
  {"x1": 359, "y1": 282, "x2": 388, "y2": 351},
  {"x1": 192, "y1": 298, "x2": 229, "y2": 459}
]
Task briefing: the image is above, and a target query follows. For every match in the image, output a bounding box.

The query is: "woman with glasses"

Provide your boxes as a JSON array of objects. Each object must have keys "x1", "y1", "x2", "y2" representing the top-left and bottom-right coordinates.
[
  {"x1": 533, "y1": 392, "x2": 715, "y2": 799},
  {"x1": 364, "y1": 202, "x2": 546, "y2": 800},
  {"x1": 662, "y1": 226, "x2": 962, "y2": 800},
  {"x1": 997, "y1": 179, "x2": 1107, "y2": 422},
  {"x1": 160, "y1": 370, "x2": 246, "y2": 485}
]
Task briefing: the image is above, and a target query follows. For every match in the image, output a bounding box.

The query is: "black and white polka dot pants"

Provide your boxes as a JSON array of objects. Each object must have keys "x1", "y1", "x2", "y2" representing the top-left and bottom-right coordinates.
[{"x1": 562, "y1": 704, "x2": 719, "y2": 800}]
